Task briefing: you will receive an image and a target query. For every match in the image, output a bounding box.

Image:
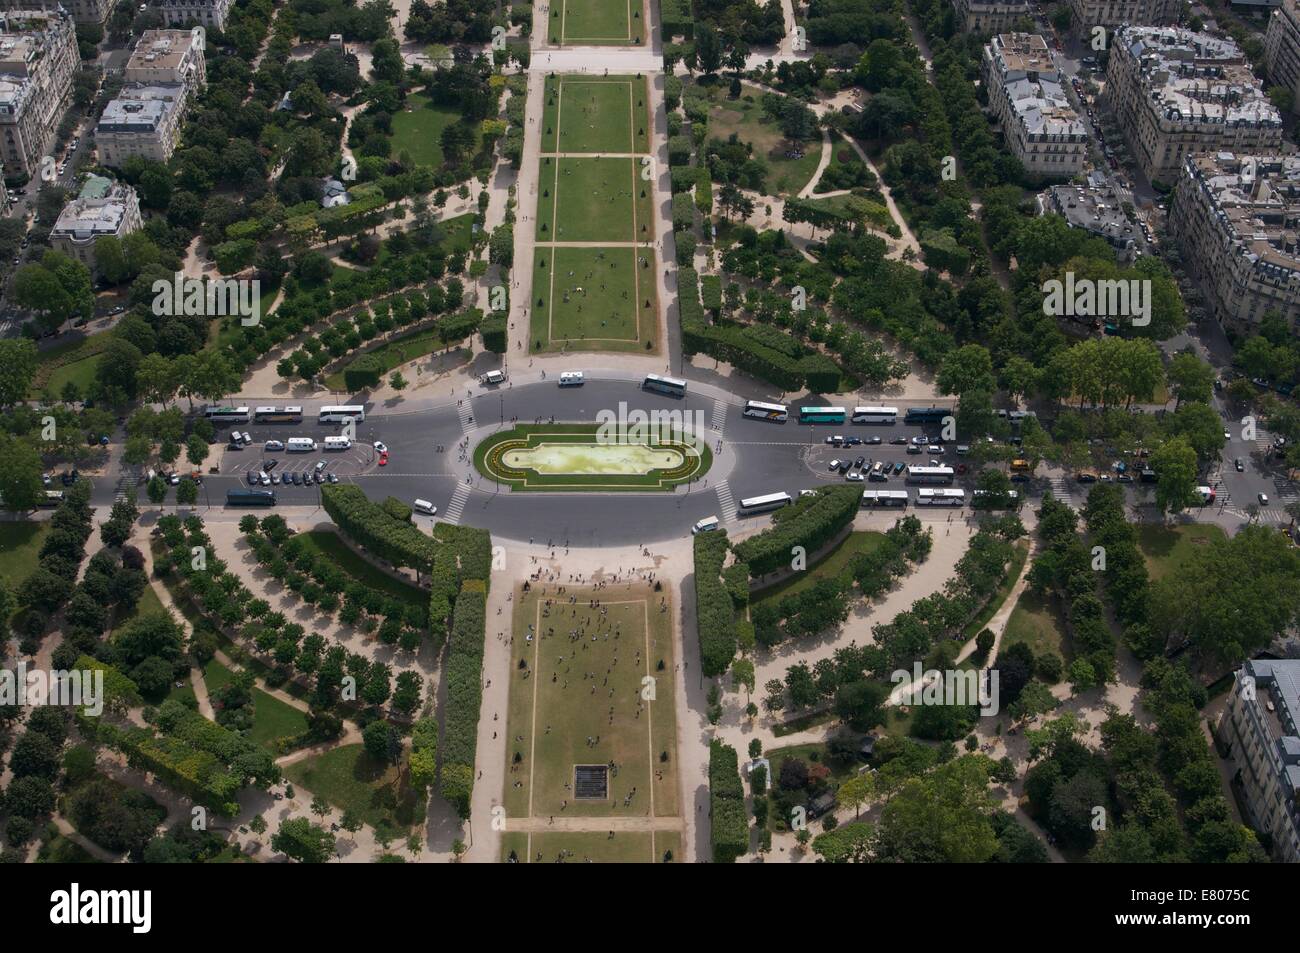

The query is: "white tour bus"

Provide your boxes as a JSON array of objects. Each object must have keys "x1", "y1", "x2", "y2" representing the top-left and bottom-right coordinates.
[
  {"x1": 285, "y1": 437, "x2": 317, "y2": 452},
  {"x1": 318, "y1": 405, "x2": 365, "y2": 423},
  {"x1": 323, "y1": 436, "x2": 352, "y2": 451},
  {"x1": 916, "y1": 488, "x2": 966, "y2": 506},
  {"x1": 851, "y1": 406, "x2": 899, "y2": 425},
  {"x1": 861, "y1": 490, "x2": 909, "y2": 508},
  {"x1": 254, "y1": 405, "x2": 304, "y2": 423},
  {"x1": 643, "y1": 374, "x2": 687, "y2": 397},
  {"x1": 905, "y1": 465, "x2": 956, "y2": 485},
  {"x1": 558, "y1": 371, "x2": 585, "y2": 387},
  {"x1": 738, "y1": 491, "x2": 792, "y2": 514},
  {"x1": 743, "y1": 400, "x2": 789, "y2": 422},
  {"x1": 204, "y1": 405, "x2": 252, "y2": 424}
]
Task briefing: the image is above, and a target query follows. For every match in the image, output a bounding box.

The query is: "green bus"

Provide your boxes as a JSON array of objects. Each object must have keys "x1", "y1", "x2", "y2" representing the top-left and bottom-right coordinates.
[
  {"x1": 227, "y1": 488, "x2": 276, "y2": 507},
  {"x1": 798, "y1": 406, "x2": 847, "y2": 424}
]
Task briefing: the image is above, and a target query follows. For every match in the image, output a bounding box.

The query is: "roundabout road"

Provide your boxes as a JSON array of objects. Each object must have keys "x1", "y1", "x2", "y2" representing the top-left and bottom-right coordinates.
[{"x1": 180, "y1": 373, "x2": 945, "y2": 546}]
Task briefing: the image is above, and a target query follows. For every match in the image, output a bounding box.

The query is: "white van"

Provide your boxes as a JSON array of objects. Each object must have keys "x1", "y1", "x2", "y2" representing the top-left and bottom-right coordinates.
[
  {"x1": 692, "y1": 516, "x2": 720, "y2": 534},
  {"x1": 323, "y1": 436, "x2": 352, "y2": 451},
  {"x1": 286, "y1": 437, "x2": 317, "y2": 452},
  {"x1": 482, "y1": 370, "x2": 506, "y2": 385},
  {"x1": 413, "y1": 499, "x2": 438, "y2": 515},
  {"x1": 559, "y1": 371, "x2": 585, "y2": 387}
]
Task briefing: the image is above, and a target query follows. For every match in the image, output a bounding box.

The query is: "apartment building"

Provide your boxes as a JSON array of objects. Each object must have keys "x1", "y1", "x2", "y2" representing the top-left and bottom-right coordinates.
[
  {"x1": 1038, "y1": 172, "x2": 1140, "y2": 258},
  {"x1": 1265, "y1": 0, "x2": 1300, "y2": 115},
  {"x1": 982, "y1": 33, "x2": 1088, "y2": 178},
  {"x1": 1217, "y1": 660, "x2": 1300, "y2": 863},
  {"x1": 1169, "y1": 152, "x2": 1300, "y2": 331},
  {"x1": 159, "y1": 0, "x2": 233, "y2": 32},
  {"x1": 0, "y1": 9, "x2": 77, "y2": 180},
  {"x1": 950, "y1": 0, "x2": 1032, "y2": 34},
  {"x1": 49, "y1": 174, "x2": 143, "y2": 273},
  {"x1": 0, "y1": 0, "x2": 112, "y2": 25},
  {"x1": 1107, "y1": 26, "x2": 1283, "y2": 186},
  {"x1": 1067, "y1": 0, "x2": 1178, "y2": 36},
  {"x1": 95, "y1": 30, "x2": 206, "y2": 167},
  {"x1": 124, "y1": 29, "x2": 207, "y2": 91}
]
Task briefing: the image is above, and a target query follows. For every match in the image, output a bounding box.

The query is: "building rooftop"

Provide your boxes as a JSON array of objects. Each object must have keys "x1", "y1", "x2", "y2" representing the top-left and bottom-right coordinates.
[
  {"x1": 126, "y1": 30, "x2": 198, "y2": 74},
  {"x1": 51, "y1": 176, "x2": 135, "y2": 241},
  {"x1": 988, "y1": 34, "x2": 1085, "y2": 138},
  {"x1": 1040, "y1": 181, "x2": 1138, "y2": 248},
  {"x1": 97, "y1": 85, "x2": 182, "y2": 132},
  {"x1": 990, "y1": 32, "x2": 1056, "y2": 76},
  {"x1": 1184, "y1": 152, "x2": 1300, "y2": 277},
  {"x1": 1119, "y1": 26, "x2": 1282, "y2": 128}
]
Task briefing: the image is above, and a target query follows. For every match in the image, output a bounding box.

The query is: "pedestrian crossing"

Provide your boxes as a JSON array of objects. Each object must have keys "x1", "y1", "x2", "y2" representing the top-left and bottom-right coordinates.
[
  {"x1": 710, "y1": 398, "x2": 728, "y2": 432},
  {"x1": 442, "y1": 482, "x2": 471, "y2": 524},
  {"x1": 115, "y1": 475, "x2": 138, "y2": 502},
  {"x1": 458, "y1": 400, "x2": 475, "y2": 433},
  {"x1": 1046, "y1": 475, "x2": 1074, "y2": 500},
  {"x1": 714, "y1": 479, "x2": 737, "y2": 523}
]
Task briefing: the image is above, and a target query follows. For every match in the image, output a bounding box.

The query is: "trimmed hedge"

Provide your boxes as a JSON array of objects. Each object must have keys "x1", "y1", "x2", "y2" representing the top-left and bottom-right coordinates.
[
  {"x1": 481, "y1": 311, "x2": 507, "y2": 353},
  {"x1": 343, "y1": 352, "x2": 383, "y2": 391},
  {"x1": 662, "y1": 0, "x2": 692, "y2": 40},
  {"x1": 733, "y1": 485, "x2": 860, "y2": 576},
  {"x1": 694, "y1": 530, "x2": 737, "y2": 677},
  {"x1": 678, "y1": 266, "x2": 703, "y2": 325},
  {"x1": 700, "y1": 275, "x2": 722, "y2": 312},
  {"x1": 709, "y1": 740, "x2": 748, "y2": 862},
  {"x1": 441, "y1": 581, "x2": 486, "y2": 819},
  {"x1": 321, "y1": 483, "x2": 436, "y2": 573},
  {"x1": 671, "y1": 191, "x2": 695, "y2": 231}
]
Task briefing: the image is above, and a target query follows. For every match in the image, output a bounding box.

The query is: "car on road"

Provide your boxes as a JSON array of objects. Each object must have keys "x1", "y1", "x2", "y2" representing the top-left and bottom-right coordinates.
[
  {"x1": 1259, "y1": 492, "x2": 1269, "y2": 506},
  {"x1": 109, "y1": 305, "x2": 125, "y2": 315},
  {"x1": 906, "y1": 445, "x2": 922, "y2": 455},
  {"x1": 825, "y1": 435, "x2": 844, "y2": 446},
  {"x1": 167, "y1": 472, "x2": 179, "y2": 485},
  {"x1": 373, "y1": 441, "x2": 387, "y2": 454},
  {"x1": 378, "y1": 452, "x2": 389, "y2": 466},
  {"x1": 1224, "y1": 430, "x2": 1232, "y2": 441},
  {"x1": 911, "y1": 435, "x2": 928, "y2": 445},
  {"x1": 930, "y1": 445, "x2": 945, "y2": 455},
  {"x1": 866, "y1": 436, "x2": 882, "y2": 445},
  {"x1": 845, "y1": 436, "x2": 862, "y2": 446},
  {"x1": 328, "y1": 472, "x2": 338, "y2": 483},
  {"x1": 1235, "y1": 458, "x2": 1244, "y2": 472},
  {"x1": 264, "y1": 440, "x2": 284, "y2": 451},
  {"x1": 845, "y1": 471, "x2": 864, "y2": 482}
]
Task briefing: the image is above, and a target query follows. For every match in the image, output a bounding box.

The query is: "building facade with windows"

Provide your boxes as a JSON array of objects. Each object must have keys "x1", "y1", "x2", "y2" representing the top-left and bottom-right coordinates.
[
  {"x1": 1265, "y1": 0, "x2": 1300, "y2": 115},
  {"x1": 951, "y1": 0, "x2": 1032, "y2": 34},
  {"x1": 1106, "y1": 26, "x2": 1283, "y2": 186},
  {"x1": 1217, "y1": 659, "x2": 1300, "y2": 863},
  {"x1": 1067, "y1": 0, "x2": 1179, "y2": 36},
  {"x1": 982, "y1": 33, "x2": 1088, "y2": 178},
  {"x1": 95, "y1": 30, "x2": 206, "y2": 167},
  {"x1": 0, "y1": 8, "x2": 77, "y2": 180},
  {"x1": 1169, "y1": 152, "x2": 1300, "y2": 331},
  {"x1": 159, "y1": 0, "x2": 233, "y2": 32},
  {"x1": 0, "y1": 0, "x2": 112, "y2": 24},
  {"x1": 49, "y1": 174, "x2": 143, "y2": 273}
]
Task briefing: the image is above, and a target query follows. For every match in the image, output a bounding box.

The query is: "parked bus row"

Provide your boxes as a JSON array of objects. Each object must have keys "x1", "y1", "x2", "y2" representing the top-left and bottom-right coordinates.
[
  {"x1": 739, "y1": 403, "x2": 958, "y2": 427},
  {"x1": 205, "y1": 405, "x2": 366, "y2": 425}
]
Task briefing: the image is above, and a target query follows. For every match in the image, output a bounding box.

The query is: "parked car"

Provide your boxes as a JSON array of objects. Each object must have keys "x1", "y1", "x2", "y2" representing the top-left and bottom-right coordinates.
[
  {"x1": 866, "y1": 436, "x2": 882, "y2": 445},
  {"x1": 890, "y1": 437, "x2": 908, "y2": 445},
  {"x1": 854, "y1": 456, "x2": 866, "y2": 469},
  {"x1": 845, "y1": 471, "x2": 864, "y2": 482},
  {"x1": 246, "y1": 471, "x2": 259, "y2": 486},
  {"x1": 373, "y1": 441, "x2": 387, "y2": 453},
  {"x1": 906, "y1": 445, "x2": 922, "y2": 455},
  {"x1": 829, "y1": 459, "x2": 841, "y2": 471},
  {"x1": 1235, "y1": 458, "x2": 1244, "y2": 472},
  {"x1": 265, "y1": 440, "x2": 284, "y2": 451},
  {"x1": 845, "y1": 437, "x2": 862, "y2": 446}
]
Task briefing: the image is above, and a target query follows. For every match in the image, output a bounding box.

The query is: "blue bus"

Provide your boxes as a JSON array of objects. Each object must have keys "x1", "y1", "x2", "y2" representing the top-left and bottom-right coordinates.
[
  {"x1": 904, "y1": 406, "x2": 950, "y2": 424},
  {"x1": 799, "y1": 406, "x2": 847, "y2": 424}
]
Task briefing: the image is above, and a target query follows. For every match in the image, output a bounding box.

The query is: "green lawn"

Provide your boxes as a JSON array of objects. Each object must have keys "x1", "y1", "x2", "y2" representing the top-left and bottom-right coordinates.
[
  {"x1": 36, "y1": 830, "x2": 100, "y2": 863},
  {"x1": 0, "y1": 521, "x2": 50, "y2": 590},
  {"x1": 961, "y1": 539, "x2": 1030, "y2": 640},
  {"x1": 554, "y1": 0, "x2": 644, "y2": 45},
  {"x1": 1136, "y1": 523, "x2": 1227, "y2": 582},
  {"x1": 751, "y1": 531, "x2": 888, "y2": 612},
  {"x1": 247, "y1": 688, "x2": 308, "y2": 752},
  {"x1": 501, "y1": 830, "x2": 677, "y2": 863},
  {"x1": 390, "y1": 93, "x2": 472, "y2": 168},
  {"x1": 536, "y1": 245, "x2": 654, "y2": 350},
  {"x1": 700, "y1": 83, "x2": 822, "y2": 197},
  {"x1": 283, "y1": 744, "x2": 421, "y2": 838},
  {"x1": 1002, "y1": 589, "x2": 1070, "y2": 662},
  {"x1": 503, "y1": 585, "x2": 679, "y2": 822},
  {"x1": 295, "y1": 530, "x2": 428, "y2": 609},
  {"x1": 536, "y1": 156, "x2": 654, "y2": 243},
  {"x1": 30, "y1": 331, "x2": 110, "y2": 396},
  {"x1": 540, "y1": 76, "x2": 651, "y2": 155}
]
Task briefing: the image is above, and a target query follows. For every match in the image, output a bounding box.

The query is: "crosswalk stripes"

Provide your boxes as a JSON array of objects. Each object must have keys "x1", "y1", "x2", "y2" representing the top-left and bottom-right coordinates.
[
  {"x1": 714, "y1": 480, "x2": 737, "y2": 523},
  {"x1": 710, "y1": 398, "x2": 728, "y2": 432},
  {"x1": 458, "y1": 400, "x2": 475, "y2": 433},
  {"x1": 1046, "y1": 475, "x2": 1073, "y2": 500},
  {"x1": 115, "y1": 475, "x2": 138, "y2": 502},
  {"x1": 442, "y1": 482, "x2": 471, "y2": 525}
]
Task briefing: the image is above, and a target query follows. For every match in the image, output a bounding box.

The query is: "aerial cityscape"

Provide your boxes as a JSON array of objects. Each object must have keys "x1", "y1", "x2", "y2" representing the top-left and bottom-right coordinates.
[{"x1": 0, "y1": 0, "x2": 1296, "y2": 887}]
